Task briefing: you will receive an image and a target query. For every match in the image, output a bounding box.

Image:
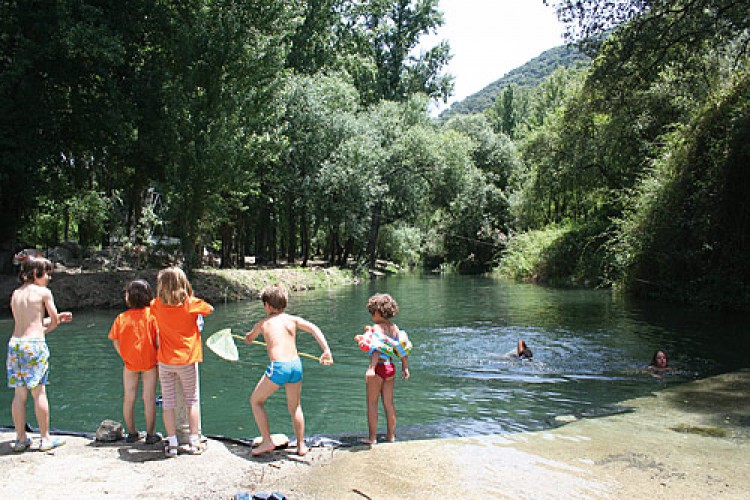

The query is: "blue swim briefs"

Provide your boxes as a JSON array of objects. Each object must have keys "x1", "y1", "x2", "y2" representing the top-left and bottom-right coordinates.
[{"x1": 265, "y1": 357, "x2": 303, "y2": 386}]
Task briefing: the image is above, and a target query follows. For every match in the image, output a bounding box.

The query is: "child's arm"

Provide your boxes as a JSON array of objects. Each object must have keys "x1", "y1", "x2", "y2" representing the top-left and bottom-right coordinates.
[
  {"x1": 244, "y1": 320, "x2": 263, "y2": 344},
  {"x1": 400, "y1": 356, "x2": 410, "y2": 380},
  {"x1": 42, "y1": 289, "x2": 62, "y2": 333},
  {"x1": 294, "y1": 316, "x2": 333, "y2": 365},
  {"x1": 366, "y1": 353, "x2": 378, "y2": 379},
  {"x1": 112, "y1": 340, "x2": 121, "y2": 356},
  {"x1": 42, "y1": 310, "x2": 73, "y2": 332}
]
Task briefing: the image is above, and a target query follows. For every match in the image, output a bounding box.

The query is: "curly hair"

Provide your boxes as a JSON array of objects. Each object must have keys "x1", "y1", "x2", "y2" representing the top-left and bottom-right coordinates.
[
  {"x1": 367, "y1": 293, "x2": 399, "y2": 319},
  {"x1": 125, "y1": 279, "x2": 153, "y2": 309}
]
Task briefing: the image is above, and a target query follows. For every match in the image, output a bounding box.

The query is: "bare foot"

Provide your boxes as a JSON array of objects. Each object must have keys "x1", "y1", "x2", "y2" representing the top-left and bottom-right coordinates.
[
  {"x1": 296, "y1": 444, "x2": 309, "y2": 456},
  {"x1": 360, "y1": 438, "x2": 377, "y2": 445},
  {"x1": 251, "y1": 440, "x2": 276, "y2": 456}
]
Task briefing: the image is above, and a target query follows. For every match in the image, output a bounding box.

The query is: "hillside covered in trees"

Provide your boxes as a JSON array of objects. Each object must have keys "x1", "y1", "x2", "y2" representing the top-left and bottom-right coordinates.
[
  {"x1": 440, "y1": 44, "x2": 591, "y2": 118},
  {"x1": 1, "y1": 1, "x2": 748, "y2": 310}
]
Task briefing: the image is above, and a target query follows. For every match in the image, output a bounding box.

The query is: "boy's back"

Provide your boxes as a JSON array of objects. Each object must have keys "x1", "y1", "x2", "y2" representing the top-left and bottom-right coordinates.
[
  {"x1": 11, "y1": 284, "x2": 51, "y2": 338},
  {"x1": 255, "y1": 313, "x2": 304, "y2": 362}
]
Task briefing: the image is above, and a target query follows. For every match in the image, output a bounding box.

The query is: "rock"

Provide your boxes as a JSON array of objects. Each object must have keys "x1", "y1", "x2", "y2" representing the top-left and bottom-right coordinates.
[
  {"x1": 95, "y1": 419, "x2": 124, "y2": 442},
  {"x1": 555, "y1": 415, "x2": 578, "y2": 423},
  {"x1": 251, "y1": 434, "x2": 289, "y2": 450},
  {"x1": 49, "y1": 245, "x2": 79, "y2": 267}
]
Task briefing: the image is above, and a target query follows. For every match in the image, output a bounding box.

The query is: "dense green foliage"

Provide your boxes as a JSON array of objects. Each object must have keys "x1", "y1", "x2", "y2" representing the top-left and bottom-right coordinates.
[
  {"x1": 499, "y1": 0, "x2": 750, "y2": 309},
  {"x1": 3, "y1": 1, "x2": 749, "y2": 310},
  {"x1": 1, "y1": 0, "x2": 508, "y2": 275},
  {"x1": 440, "y1": 44, "x2": 590, "y2": 118}
]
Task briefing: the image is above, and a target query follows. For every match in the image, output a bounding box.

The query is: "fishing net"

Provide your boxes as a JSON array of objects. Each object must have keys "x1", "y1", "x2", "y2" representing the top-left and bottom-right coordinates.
[{"x1": 206, "y1": 329, "x2": 239, "y2": 362}]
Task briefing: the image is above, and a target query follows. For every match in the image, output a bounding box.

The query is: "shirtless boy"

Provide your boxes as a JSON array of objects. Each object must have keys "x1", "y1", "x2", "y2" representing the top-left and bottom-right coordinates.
[
  {"x1": 7, "y1": 255, "x2": 72, "y2": 452},
  {"x1": 245, "y1": 284, "x2": 333, "y2": 456}
]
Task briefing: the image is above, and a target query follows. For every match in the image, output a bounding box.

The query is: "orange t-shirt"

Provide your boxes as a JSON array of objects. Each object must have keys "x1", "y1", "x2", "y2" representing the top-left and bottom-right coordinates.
[
  {"x1": 150, "y1": 296, "x2": 213, "y2": 365},
  {"x1": 108, "y1": 307, "x2": 159, "y2": 371}
]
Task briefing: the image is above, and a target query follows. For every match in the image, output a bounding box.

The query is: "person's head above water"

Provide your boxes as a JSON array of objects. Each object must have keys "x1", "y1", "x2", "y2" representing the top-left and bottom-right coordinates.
[
  {"x1": 650, "y1": 350, "x2": 668, "y2": 369},
  {"x1": 518, "y1": 339, "x2": 533, "y2": 359}
]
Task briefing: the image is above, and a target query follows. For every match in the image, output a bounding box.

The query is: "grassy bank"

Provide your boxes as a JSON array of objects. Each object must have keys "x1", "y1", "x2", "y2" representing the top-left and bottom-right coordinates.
[
  {"x1": 192, "y1": 267, "x2": 359, "y2": 303},
  {"x1": 0, "y1": 266, "x2": 359, "y2": 313}
]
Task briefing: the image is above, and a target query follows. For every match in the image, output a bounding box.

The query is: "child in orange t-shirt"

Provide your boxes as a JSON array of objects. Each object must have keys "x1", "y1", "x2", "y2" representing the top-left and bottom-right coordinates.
[
  {"x1": 108, "y1": 279, "x2": 161, "y2": 445},
  {"x1": 150, "y1": 267, "x2": 213, "y2": 457}
]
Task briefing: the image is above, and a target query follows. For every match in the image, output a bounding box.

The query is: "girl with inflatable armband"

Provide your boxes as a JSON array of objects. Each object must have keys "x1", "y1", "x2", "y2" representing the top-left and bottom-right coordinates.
[
  {"x1": 355, "y1": 325, "x2": 412, "y2": 360},
  {"x1": 355, "y1": 293, "x2": 411, "y2": 444}
]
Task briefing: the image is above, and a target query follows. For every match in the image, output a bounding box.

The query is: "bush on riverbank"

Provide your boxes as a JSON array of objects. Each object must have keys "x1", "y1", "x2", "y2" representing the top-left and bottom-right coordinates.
[{"x1": 495, "y1": 223, "x2": 609, "y2": 287}]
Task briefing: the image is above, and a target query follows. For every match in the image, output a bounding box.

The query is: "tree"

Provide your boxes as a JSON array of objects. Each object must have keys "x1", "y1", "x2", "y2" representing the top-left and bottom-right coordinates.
[
  {"x1": 154, "y1": 0, "x2": 300, "y2": 270},
  {"x1": 346, "y1": 0, "x2": 453, "y2": 104},
  {"x1": 277, "y1": 73, "x2": 360, "y2": 265}
]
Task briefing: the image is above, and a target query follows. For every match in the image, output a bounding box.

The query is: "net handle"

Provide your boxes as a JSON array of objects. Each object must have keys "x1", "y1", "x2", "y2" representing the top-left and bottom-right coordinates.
[{"x1": 229, "y1": 333, "x2": 321, "y2": 362}]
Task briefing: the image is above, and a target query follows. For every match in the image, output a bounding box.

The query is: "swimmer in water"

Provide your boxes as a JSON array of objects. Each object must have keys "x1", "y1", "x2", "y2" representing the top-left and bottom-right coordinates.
[{"x1": 505, "y1": 339, "x2": 533, "y2": 360}]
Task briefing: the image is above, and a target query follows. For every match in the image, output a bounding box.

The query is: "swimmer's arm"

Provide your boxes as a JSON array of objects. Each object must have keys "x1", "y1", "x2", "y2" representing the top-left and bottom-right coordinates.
[{"x1": 294, "y1": 316, "x2": 333, "y2": 365}]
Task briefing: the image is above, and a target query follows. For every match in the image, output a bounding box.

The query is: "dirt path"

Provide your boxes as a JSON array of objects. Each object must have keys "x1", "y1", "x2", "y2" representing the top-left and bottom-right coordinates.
[{"x1": 2, "y1": 370, "x2": 748, "y2": 499}]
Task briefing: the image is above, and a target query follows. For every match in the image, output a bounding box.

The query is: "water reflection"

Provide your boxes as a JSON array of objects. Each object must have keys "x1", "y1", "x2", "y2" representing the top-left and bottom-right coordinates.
[{"x1": 0, "y1": 274, "x2": 747, "y2": 441}]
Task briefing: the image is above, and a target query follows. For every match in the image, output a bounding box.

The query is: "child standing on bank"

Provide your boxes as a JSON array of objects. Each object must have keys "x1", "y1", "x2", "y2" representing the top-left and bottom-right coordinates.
[
  {"x1": 361, "y1": 293, "x2": 410, "y2": 444},
  {"x1": 150, "y1": 267, "x2": 213, "y2": 457},
  {"x1": 245, "y1": 284, "x2": 333, "y2": 456},
  {"x1": 7, "y1": 255, "x2": 72, "y2": 452},
  {"x1": 108, "y1": 279, "x2": 161, "y2": 444}
]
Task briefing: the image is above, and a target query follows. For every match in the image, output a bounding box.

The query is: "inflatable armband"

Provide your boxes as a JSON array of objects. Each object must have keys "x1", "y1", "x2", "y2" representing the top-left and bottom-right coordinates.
[{"x1": 354, "y1": 326, "x2": 412, "y2": 360}]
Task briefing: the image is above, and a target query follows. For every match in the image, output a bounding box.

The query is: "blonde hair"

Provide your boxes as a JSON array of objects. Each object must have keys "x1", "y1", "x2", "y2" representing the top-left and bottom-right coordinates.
[
  {"x1": 157, "y1": 267, "x2": 192, "y2": 306},
  {"x1": 367, "y1": 293, "x2": 399, "y2": 319},
  {"x1": 261, "y1": 283, "x2": 288, "y2": 310}
]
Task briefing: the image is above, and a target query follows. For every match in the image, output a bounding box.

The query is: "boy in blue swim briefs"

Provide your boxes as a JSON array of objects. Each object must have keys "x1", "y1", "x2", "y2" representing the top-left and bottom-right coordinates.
[{"x1": 244, "y1": 284, "x2": 333, "y2": 456}]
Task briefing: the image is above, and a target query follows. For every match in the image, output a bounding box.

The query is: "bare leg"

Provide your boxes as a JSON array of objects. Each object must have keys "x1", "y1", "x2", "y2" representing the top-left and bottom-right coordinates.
[
  {"x1": 141, "y1": 368, "x2": 158, "y2": 435},
  {"x1": 250, "y1": 375, "x2": 279, "y2": 456},
  {"x1": 188, "y1": 404, "x2": 201, "y2": 435},
  {"x1": 381, "y1": 377, "x2": 397, "y2": 442},
  {"x1": 30, "y1": 385, "x2": 50, "y2": 439},
  {"x1": 162, "y1": 408, "x2": 176, "y2": 437},
  {"x1": 284, "y1": 381, "x2": 307, "y2": 455},
  {"x1": 122, "y1": 368, "x2": 140, "y2": 434},
  {"x1": 364, "y1": 374, "x2": 384, "y2": 444},
  {"x1": 12, "y1": 386, "x2": 29, "y2": 442}
]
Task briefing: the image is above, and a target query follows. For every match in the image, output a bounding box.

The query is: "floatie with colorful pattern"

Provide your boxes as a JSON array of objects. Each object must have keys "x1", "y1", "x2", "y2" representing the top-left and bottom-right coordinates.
[{"x1": 355, "y1": 326, "x2": 412, "y2": 360}]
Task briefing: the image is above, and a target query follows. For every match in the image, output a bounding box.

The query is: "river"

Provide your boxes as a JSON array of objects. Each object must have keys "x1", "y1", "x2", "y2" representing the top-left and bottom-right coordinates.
[{"x1": 1, "y1": 274, "x2": 747, "y2": 441}]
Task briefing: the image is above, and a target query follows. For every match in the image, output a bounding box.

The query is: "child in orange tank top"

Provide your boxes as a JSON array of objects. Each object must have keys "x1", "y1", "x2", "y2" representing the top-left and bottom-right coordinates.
[
  {"x1": 108, "y1": 279, "x2": 161, "y2": 444},
  {"x1": 150, "y1": 267, "x2": 213, "y2": 457}
]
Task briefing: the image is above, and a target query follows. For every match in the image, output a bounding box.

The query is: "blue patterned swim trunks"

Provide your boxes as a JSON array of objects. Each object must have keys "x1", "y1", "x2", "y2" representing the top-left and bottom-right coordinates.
[
  {"x1": 265, "y1": 357, "x2": 303, "y2": 386},
  {"x1": 7, "y1": 337, "x2": 49, "y2": 389}
]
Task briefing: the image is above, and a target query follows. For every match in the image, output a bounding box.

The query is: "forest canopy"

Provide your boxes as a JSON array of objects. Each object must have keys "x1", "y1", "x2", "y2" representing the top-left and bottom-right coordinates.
[{"x1": 1, "y1": 0, "x2": 748, "y2": 309}]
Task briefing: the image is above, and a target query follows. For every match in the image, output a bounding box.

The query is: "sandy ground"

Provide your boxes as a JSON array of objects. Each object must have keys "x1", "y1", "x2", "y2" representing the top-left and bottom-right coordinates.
[{"x1": 2, "y1": 369, "x2": 749, "y2": 499}]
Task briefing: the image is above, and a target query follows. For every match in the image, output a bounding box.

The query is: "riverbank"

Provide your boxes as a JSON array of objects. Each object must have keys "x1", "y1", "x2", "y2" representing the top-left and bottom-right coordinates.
[
  {"x1": 0, "y1": 266, "x2": 358, "y2": 313},
  {"x1": 2, "y1": 369, "x2": 748, "y2": 499}
]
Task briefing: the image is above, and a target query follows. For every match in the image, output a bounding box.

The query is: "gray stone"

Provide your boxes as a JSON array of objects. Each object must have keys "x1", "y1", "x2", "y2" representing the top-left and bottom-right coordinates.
[{"x1": 95, "y1": 419, "x2": 124, "y2": 442}]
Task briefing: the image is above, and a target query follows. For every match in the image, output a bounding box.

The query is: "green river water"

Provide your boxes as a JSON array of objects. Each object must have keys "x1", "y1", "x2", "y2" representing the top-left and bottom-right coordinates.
[{"x1": 1, "y1": 274, "x2": 747, "y2": 442}]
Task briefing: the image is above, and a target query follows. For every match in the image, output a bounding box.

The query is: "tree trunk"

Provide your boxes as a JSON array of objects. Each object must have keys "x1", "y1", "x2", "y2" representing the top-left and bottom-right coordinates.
[
  {"x1": 366, "y1": 201, "x2": 382, "y2": 270},
  {"x1": 287, "y1": 206, "x2": 296, "y2": 265},
  {"x1": 220, "y1": 223, "x2": 233, "y2": 268},
  {"x1": 301, "y1": 205, "x2": 309, "y2": 267}
]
